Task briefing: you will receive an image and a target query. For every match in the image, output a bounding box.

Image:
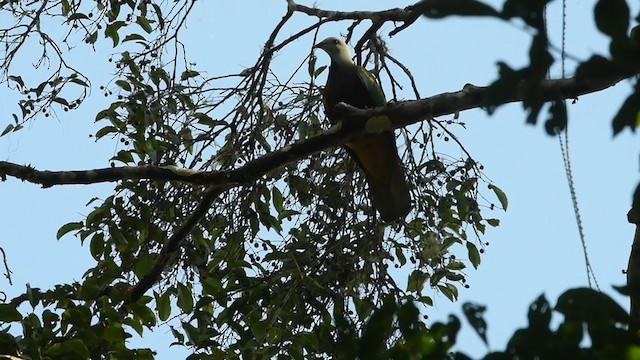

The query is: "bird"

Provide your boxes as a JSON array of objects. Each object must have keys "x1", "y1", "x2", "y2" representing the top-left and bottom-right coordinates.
[{"x1": 314, "y1": 36, "x2": 411, "y2": 222}]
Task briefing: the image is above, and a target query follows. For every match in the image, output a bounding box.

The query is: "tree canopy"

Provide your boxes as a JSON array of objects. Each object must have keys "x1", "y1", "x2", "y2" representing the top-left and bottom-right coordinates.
[{"x1": 0, "y1": 0, "x2": 639, "y2": 358}]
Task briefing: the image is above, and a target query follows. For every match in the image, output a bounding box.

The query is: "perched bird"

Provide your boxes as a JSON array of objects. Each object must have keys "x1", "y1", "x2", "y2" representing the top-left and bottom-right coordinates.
[{"x1": 314, "y1": 37, "x2": 411, "y2": 221}]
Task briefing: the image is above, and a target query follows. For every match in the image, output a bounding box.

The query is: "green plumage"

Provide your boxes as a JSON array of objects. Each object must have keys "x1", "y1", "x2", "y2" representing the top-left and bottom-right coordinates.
[{"x1": 322, "y1": 57, "x2": 411, "y2": 221}]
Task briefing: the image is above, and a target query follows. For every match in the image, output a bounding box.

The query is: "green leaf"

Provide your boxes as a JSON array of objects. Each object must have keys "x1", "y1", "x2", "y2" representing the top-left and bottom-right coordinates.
[
  {"x1": 136, "y1": 16, "x2": 153, "y2": 33},
  {"x1": 89, "y1": 232, "x2": 104, "y2": 260},
  {"x1": 95, "y1": 126, "x2": 118, "y2": 139},
  {"x1": 1, "y1": 124, "x2": 14, "y2": 137},
  {"x1": 47, "y1": 339, "x2": 90, "y2": 358},
  {"x1": 67, "y1": 12, "x2": 89, "y2": 21},
  {"x1": 61, "y1": 0, "x2": 70, "y2": 15},
  {"x1": 105, "y1": 21, "x2": 126, "y2": 47},
  {"x1": 70, "y1": 77, "x2": 89, "y2": 87},
  {"x1": 156, "y1": 291, "x2": 171, "y2": 321},
  {"x1": 595, "y1": 0, "x2": 629, "y2": 38},
  {"x1": 420, "y1": 0, "x2": 500, "y2": 18},
  {"x1": 52, "y1": 97, "x2": 69, "y2": 106},
  {"x1": 466, "y1": 242, "x2": 481, "y2": 269},
  {"x1": 272, "y1": 186, "x2": 284, "y2": 213},
  {"x1": 501, "y1": 0, "x2": 550, "y2": 30},
  {"x1": 133, "y1": 254, "x2": 156, "y2": 279},
  {"x1": 556, "y1": 288, "x2": 629, "y2": 324},
  {"x1": 180, "y1": 70, "x2": 200, "y2": 81},
  {"x1": 612, "y1": 82, "x2": 640, "y2": 135},
  {"x1": 462, "y1": 302, "x2": 488, "y2": 345},
  {"x1": 575, "y1": 56, "x2": 621, "y2": 80},
  {"x1": 8, "y1": 75, "x2": 24, "y2": 89},
  {"x1": 407, "y1": 270, "x2": 429, "y2": 292},
  {"x1": 86, "y1": 31, "x2": 98, "y2": 44},
  {"x1": 177, "y1": 283, "x2": 194, "y2": 313},
  {"x1": 152, "y1": 4, "x2": 165, "y2": 29},
  {"x1": 123, "y1": 33, "x2": 146, "y2": 42},
  {"x1": 0, "y1": 304, "x2": 21, "y2": 322},
  {"x1": 544, "y1": 100, "x2": 567, "y2": 135},
  {"x1": 113, "y1": 150, "x2": 135, "y2": 164},
  {"x1": 56, "y1": 221, "x2": 83, "y2": 240},
  {"x1": 103, "y1": 324, "x2": 126, "y2": 343},
  {"x1": 437, "y1": 283, "x2": 459, "y2": 301},
  {"x1": 488, "y1": 184, "x2": 508, "y2": 210},
  {"x1": 115, "y1": 80, "x2": 131, "y2": 91}
]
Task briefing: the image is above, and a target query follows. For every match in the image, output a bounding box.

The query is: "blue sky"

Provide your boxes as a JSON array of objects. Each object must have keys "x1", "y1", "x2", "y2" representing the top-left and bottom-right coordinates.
[{"x1": 1, "y1": 0, "x2": 639, "y2": 358}]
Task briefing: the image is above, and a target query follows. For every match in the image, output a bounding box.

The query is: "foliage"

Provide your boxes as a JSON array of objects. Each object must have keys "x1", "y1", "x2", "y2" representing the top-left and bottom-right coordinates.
[
  {"x1": 324, "y1": 288, "x2": 640, "y2": 360},
  {"x1": 0, "y1": 0, "x2": 638, "y2": 358}
]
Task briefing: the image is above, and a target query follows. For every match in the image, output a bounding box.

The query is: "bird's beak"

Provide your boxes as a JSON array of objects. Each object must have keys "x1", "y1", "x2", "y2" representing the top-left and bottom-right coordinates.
[{"x1": 313, "y1": 41, "x2": 325, "y2": 50}]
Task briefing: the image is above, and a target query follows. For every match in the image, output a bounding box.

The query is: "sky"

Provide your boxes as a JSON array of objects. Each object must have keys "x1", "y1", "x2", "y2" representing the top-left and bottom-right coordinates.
[{"x1": 1, "y1": 0, "x2": 639, "y2": 358}]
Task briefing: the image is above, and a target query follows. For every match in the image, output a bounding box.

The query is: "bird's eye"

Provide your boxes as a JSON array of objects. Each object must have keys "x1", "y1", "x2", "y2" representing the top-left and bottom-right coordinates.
[{"x1": 333, "y1": 39, "x2": 339, "y2": 45}]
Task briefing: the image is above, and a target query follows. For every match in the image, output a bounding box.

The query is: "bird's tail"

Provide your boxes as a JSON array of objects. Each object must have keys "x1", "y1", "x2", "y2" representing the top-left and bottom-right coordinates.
[
  {"x1": 365, "y1": 163, "x2": 411, "y2": 222},
  {"x1": 345, "y1": 132, "x2": 411, "y2": 221}
]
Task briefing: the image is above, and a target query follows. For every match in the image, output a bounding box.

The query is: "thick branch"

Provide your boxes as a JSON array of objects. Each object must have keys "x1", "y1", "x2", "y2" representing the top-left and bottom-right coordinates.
[{"x1": 1, "y1": 68, "x2": 636, "y2": 189}]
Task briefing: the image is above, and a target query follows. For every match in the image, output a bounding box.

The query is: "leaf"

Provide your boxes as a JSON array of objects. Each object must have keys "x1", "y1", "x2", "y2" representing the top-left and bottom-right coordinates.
[
  {"x1": 177, "y1": 283, "x2": 194, "y2": 313},
  {"x1": 466, "y1": 241, "x2": 481, "y2": 269},
  {"x1": 437, "y1": 283, "x2": 459, "y2": 302},
  {"x1": 556, "y1": 288, "x2": 629, "y2": 324},
  {"x1": 528, "y1": 294, "x2": 551, "y2": 331},
  {"x1": 70, "y1": 77, "x2": 89, "y2": 87},
  {"x1": 501, "y1": 0, "x2": 550, "y2": 30},
  {"x1": 462, "y1": 302, "x2": 488, "y2": 345},
  {"x1": 105, "y1": 21, "x2": 126, "y2": 47},
  {"x1": 152, "y1": 4, "x2": 165, "y2": 29},
  {"x1": 420, "y1": 0, "x2": 500, "y2": 18},
  {"x1": 47, "y1": 339, "x2": 90, "y2": 358},
  {"x1": 0, "y1": 304, "x2": 21, "y2": 322},
  {"x1": 1, "y1": 124, "x2": 14, "y2": 137},
  {"x1": 86, "y1": 31, "x2": 98, "y2": 44},
  {"x1": 136, "y1": 16, "x2": 153, "y2": 33},
  {"x1": 52, "y1": 97, "x2": 69, "y2": 106},
  {"x1": 612, "y1": 82, "x2": 640, "y2": 135},
  {"x1": 272, "y1": 186, "x2": 284, "y2": 213},
  {"x1": 123, "y1": 33, "x2": 147, "y2": 42},
  {"x1": 113, "y1": 150, "x2": 134, "y2": 164},
  {"x1": 133, "y1": 254, "x2": 156, "y2": 279},
  {"x1": 594, "y1": 0, "x2": 629, "y2": 38},
  {"x1": 95, "y1": 126, "x2": 118, "y2": 139},
  {"x1": 180, "y1": 70, "x2": 200, "y2": 81},
  {"x1": 574, "y1": 55, "x2": 620, "y2": 80},
  {"x1": 67, "y1": 12, "x2": 89, "y2": 21},
  {"x1": 156, "y1": 291, "x2": 171, "y2": 321},
  {"x1": 488, "y1": 184, "x2": 508, "y2": 210},
  {"x1": 89, "y1": 232, "x2": 104, "y2": 260},
  {"x1": 407, "y1": 270, "x2": 429, "y2": 292},
  {"x1": 61, "y1": 0, "x2": 70, "y2": 15},
  {"x1": 56, "y1": 221, "x2": 83, "y2": 240},
  {"x1": 544, "y1": 100, "x2": 567, "y2": 135},
  {"x1": 8, "y1": 75, "x2": 24, "y2": 89},
  {"x1": 115, "y1": 80, "x2": 131, "y2": 91}
]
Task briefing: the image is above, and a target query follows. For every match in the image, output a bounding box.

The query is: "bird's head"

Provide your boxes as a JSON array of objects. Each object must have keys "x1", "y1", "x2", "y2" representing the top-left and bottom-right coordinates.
[{"x1": 314, "y1": 37, "x2": 353, "y2": 67}]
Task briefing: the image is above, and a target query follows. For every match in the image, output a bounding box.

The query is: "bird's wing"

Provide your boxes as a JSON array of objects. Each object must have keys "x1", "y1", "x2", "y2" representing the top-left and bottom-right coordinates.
[{"x1": 355, "y1": 67, "x2": 386, "y2": 107}]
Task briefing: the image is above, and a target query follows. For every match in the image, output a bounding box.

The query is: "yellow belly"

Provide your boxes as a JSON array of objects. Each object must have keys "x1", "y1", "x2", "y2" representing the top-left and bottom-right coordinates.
[{"x1": 345, "y1": 134, "x2": 394, "y2": 185}]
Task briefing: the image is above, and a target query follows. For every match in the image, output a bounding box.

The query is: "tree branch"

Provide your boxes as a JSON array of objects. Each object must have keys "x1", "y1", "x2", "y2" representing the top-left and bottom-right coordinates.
[
  {"x1": 127, "y1": 184, "x2": 227, "y2": 303},
  {"x1": 1, "y1": 67, "x2": 636, "y2": 188}
]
